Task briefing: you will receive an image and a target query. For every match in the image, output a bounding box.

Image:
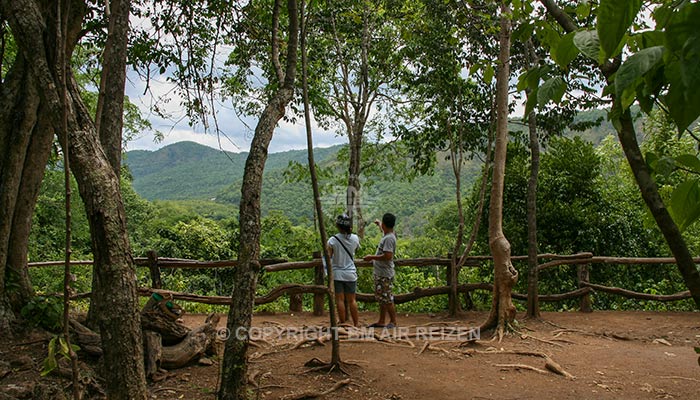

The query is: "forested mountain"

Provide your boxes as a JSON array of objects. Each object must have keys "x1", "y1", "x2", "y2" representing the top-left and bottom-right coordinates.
[
  {"x1": 124, "y1": 110, "x2": 626, "y2": 230},
  {"x1": 125, "y1": 141, "x2": 340, "y2": 200}
]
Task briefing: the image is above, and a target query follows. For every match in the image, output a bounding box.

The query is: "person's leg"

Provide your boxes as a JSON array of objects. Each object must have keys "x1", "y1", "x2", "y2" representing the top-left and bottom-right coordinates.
[
  {"x1": 346, "y1": 293, "x2": 359, "y2": 327},
  {"x1": 371, "y1": 276, "x2": 391, "y2": 326},
  {"x1": 334, "y1": 281, "x2": 346, "y2": 323},
  {"x1": 385, "y1": 278, "x2": 397, "y2": 326},
  {"x1": 344, "y1": 281, "x2": 359, "y2": 327},
  {"x1": 386, "y1": 302, "x2": 397, "y2": 325}
]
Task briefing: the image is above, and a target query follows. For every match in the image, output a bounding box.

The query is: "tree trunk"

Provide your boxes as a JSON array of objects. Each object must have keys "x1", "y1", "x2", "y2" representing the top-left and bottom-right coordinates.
[
  {"x1": 525, "y1": 39, "x2": 541, "y2": 318},
  {"x1": 301, "y1": 1, "x2": 341, "y2": 365},
  {"x1": 347, "y1": 131, "x2": 365, "y2": 237},
  {"x1": 0, "y1": 58, "x2": 41, "y2": 326},
  {"x1": 448, "y1": 126, "x2": 464, "y2": 317},
  {"x1": 67, "y1": 76, "x2": 148, "y2": 400},
  {"x1": 616, "y1": 109, "x2": 700, "y2": 306},
  {"x1": 94, "y1": 0, "x2": 129, "y2": 173},
  {"x1": 5, "y1": 1, "x2": 149, "y2": 396},
  {"x1": 7, "y1": 111, "x2": 55, "y2": 312},
  {"x1": 0, "y1": 0, "x2": 76, "y2": 330},
  {"x1": 219, "y1": 1, "x2": 298, "y2": 399},
  {"x1": 480, "y1": 1, "x2": 518, "y2": 337},
  {"x1": 86, "y1": 0, "x2": 131, "y2": 329}
]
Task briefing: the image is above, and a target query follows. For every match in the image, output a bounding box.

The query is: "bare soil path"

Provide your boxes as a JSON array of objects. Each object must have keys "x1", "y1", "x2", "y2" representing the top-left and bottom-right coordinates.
[{"x1": 2, "y1": 311, "x2": 698, "y2": 399}]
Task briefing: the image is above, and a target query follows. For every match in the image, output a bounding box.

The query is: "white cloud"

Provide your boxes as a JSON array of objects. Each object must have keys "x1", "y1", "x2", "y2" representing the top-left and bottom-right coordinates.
[{"x1": 124, "y1": 71, "x2": 346, "y2": 154}]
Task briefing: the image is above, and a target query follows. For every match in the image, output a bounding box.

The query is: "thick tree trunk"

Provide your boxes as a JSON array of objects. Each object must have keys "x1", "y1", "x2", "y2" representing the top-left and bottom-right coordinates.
[
  {"x1": 87, "y1": 0, "x2": 131, "y2": 329},
  {"x1": 219, "y1": 1, "x2": 298, "y2": 398},
  {"x1": 480, "y1": 1, "x2": 518, "y2": 337},
  {"x1": 5, "y1": 2, "x2": 149, "y2": 396},
  {"x1": 0, "y1": 0, "x2": 87, "y2": 334},
  {"x1": 0, "y1": 59, "x2": 40, "y2": 325},
  {"x1": 67, "y1": 77, "x2": 148, "y2": 400},
  {"x1": 7, "y1": 111, "x2": 55, "y2": 312},
  {"x1": 94, "y1": 0, "x2": 129, "y2": 173}
]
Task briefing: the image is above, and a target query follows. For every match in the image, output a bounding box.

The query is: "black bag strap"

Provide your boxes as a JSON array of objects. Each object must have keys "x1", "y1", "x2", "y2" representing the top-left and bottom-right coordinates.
[{"x1": 333, "y1": 235, "x2": 355, "y2": 260}]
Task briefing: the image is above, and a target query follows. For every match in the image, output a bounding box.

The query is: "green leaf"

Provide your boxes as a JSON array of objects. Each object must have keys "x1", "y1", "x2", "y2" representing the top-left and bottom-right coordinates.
[
  {"x1": 695, "y1": 346, "x2": 700, "y2": 354},
  {"x1": 537, "y1": 76, "x2": 567, "y2": 107},
  {"x1": 664, "y1": 3, "x2": 700, "y2": 53},
  {"x1": 576, "y1": 1, "x2": 591, "y2": 20},
  {"x1": 664, "y1": 61, "x2": 698, "y2": 132},
  {"x1": 597, "y1": 0, "x2": 642, "y2": 59},
  {"x1": 669, "y1": 179, "x2": 700, "y2": 231},
  {"x1": 614, "y1": 46, "x2": 664, "y2": 100},
  {"x1": 484, "y1": 64, "x2": 494, "y2": 85},
  {"x1": 524, "y1": 87, "x2": 538, "y2": 118},
  {"x1": 573, "y1": 30, "x2": 601, "y2": 63},
  {"x1": 552, "y1": 32, "x2": 579, "y2": 70},
  {"x1": 676, "y1": 154, "x2": 700, "y2": 173},
  {"x1": 517, "y1": 68, "x2": 539, "y2": 92}
]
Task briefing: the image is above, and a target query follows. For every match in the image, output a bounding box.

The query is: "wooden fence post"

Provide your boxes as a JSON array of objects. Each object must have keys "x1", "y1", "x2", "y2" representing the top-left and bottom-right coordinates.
[
  {"x1": 312, "y1": 251, "x2": 325, "y2": 316},
  {"x1": 148, "y1": 250, "x2": 162, "y2": 289},
  {"x1": 577, "y1": 264, "x2": 592, "y2": 313}
]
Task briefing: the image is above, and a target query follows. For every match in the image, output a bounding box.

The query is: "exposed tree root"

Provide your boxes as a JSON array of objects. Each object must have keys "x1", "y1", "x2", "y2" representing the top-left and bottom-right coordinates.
[
  {"x1": 544, "y1": 357, "x2": 575, "y2": 379},
  {"x1": 293, "y1": 334, "x2": 331, "y2": 349},
  {"x1": 301, "y1": 358, "x2": 351, "y2": 375},
  {"x1": 461, "y1": 348, "x2": 549, "y2": 358},
  {"x1": 552, "y1": 328, "x2": 632, "y2": 341},
  {"x1": 519, "y1": 332, "x2": 563, "y2": 347},
  {"x1": 494, "y1": 363, "x2": 549, "y2": 375},
  {"x1": 418, "y1": 342, "x2": 450, "y2": 355},
  {"x1": 281, "y1": 378, "x2": 351, "y2": 400}
]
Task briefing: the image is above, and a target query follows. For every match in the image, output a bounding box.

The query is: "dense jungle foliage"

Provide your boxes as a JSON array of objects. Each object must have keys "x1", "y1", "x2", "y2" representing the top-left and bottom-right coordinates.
[{"x1": 27, "y1": 111, "x2": 699, "y2": 316}]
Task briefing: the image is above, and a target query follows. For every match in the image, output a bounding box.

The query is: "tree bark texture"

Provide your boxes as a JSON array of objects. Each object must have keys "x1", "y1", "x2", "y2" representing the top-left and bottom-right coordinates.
[
  {"x1": 219, "y1": 1, "x2": 298, "y2": 399},
  {"x1": 4, "y1": 0, "x2": 148, "y2": 397},
  {"x1": 67, "y1": 74, "x2": 148, "y2": 400},
  {"x1": 481, "y1": 1, "x2": 518, "y2": 336},
  {"x1": 0, "y1": 59, "x2": 41, "y2": 327},
  {"x1": 0, "y1": 0, "x2": 84, "y2": 330}
]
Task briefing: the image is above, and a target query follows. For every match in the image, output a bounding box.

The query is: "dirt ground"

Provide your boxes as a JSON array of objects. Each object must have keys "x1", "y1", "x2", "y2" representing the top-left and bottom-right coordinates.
[{"x1": 2, "y1": 310, "x2": 699, "y2": 399}]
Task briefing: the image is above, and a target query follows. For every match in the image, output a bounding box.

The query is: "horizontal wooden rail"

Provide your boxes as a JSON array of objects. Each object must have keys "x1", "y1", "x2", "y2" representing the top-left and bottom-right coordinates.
[
  {"x1": 581, "y1": 282, "x2": 692, "y2": 302},
  {"x1": 538, "y1": 256, "x2": 700, "y2": 271}
]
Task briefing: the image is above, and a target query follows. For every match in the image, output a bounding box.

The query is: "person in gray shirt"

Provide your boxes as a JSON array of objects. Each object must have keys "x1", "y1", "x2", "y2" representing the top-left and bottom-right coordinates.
[
  {"x1": 364, "y1": 213, "x2": 397, "y2": 328},
  {"x1": 327, "y1": 214, "x2": 360, "y2": 327}
]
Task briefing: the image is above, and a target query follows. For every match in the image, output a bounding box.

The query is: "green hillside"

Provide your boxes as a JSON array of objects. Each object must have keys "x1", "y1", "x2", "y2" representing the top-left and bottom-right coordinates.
[
  {"x1": 124, "y1": 109, "x2": 629, "y2": 229},
  {"x1": 124, "y1": 141, "x2": 339, "y2": 200}
]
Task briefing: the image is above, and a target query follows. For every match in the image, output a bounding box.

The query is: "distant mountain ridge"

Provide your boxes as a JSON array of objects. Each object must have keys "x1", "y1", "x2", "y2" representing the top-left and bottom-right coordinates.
[
  {"x1": 125, "y1": 141, "x2": 340, "y2": 201},
  {"x1": 124, "y1": 110, "x2": 629, "y2": 229}
]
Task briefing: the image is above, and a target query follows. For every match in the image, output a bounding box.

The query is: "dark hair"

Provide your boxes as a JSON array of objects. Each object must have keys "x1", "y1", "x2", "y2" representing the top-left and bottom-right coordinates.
[
  {"x1": 335, "y1": 214, "x2": 352, "y2": 233},
  {"x1": 382, "y1": 213, "x2": 396, "y2": 229}
]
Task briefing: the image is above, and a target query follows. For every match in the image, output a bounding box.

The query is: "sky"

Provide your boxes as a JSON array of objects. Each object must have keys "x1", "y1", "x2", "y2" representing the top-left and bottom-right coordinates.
[{"x1": 124, "y1": 71, "x2": 347, "y2": 154}]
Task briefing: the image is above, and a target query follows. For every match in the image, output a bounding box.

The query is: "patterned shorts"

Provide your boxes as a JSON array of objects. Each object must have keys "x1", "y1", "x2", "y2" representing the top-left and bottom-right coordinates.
[{"x1": 373, "y1": 275, "x2": 394, "y2": 305}]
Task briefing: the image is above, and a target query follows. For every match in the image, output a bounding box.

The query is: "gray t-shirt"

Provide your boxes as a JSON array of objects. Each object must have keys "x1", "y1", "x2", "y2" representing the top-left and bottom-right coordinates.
[
  {"x1": 373, "y1": 232, "x2": 396, "y2": 278},
  {"x1": 328, "y1": 234, "x2": 360, "y2": 282}
]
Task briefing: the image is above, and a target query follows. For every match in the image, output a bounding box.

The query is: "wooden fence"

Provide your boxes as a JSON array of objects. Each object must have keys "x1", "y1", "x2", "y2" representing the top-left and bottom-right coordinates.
[{"x1": 29, "y1": 251, "x2": 696, "y2": 313}]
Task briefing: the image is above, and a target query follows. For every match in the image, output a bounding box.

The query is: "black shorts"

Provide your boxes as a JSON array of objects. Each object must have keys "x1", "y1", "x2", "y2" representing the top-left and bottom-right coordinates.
[{"x1": 334, "y1": 280, "x2": 357, "y2": 294}]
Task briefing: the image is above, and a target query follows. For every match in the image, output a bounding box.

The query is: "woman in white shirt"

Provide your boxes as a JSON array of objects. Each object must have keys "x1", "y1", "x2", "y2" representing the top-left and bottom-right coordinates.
[{"x1": 326, "y1": 214, "x2": 360, "y2": 327}]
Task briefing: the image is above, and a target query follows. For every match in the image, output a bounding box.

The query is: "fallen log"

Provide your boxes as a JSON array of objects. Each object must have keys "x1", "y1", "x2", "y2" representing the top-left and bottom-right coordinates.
[
  {"x1": 69, "y1": 319, "x2": 102, "y2": 357},
  {"x1": 141, "y1": 310, "x2": 190, "y2": 345},
  {"x1": 160, "y1": 313, "x2": 221, "y2": 369}
]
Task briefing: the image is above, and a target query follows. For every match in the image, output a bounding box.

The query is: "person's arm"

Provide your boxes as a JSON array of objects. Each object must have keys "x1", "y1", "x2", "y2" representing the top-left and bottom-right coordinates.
[{"x1": 364, "y1": 251, "x2": 393, "y2": 262}]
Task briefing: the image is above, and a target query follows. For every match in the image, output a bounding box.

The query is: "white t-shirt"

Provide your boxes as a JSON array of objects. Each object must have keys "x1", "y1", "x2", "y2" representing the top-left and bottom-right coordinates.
[{"x1": 327, "y1": 233, "x2": 360, "y2": 282}]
